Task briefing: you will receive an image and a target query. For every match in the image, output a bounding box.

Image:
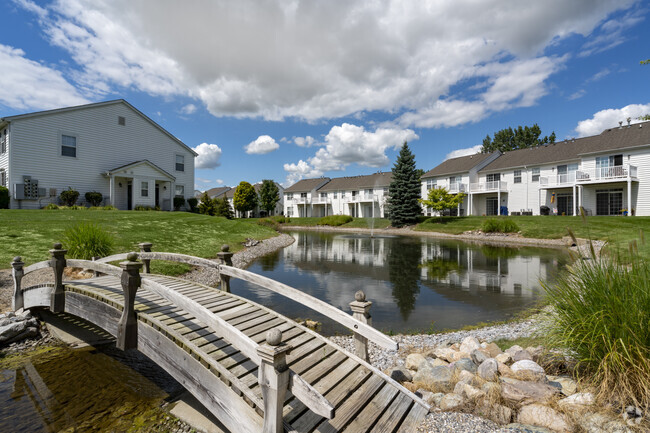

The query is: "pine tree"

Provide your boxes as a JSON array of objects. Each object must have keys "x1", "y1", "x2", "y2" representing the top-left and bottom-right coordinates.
[{"x1": 387, "y1": 142, "x2": 421, "y2": 227}]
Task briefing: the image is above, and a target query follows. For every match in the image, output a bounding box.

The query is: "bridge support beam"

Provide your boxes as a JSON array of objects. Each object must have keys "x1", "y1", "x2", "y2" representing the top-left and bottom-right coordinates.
[
  {"x1": 117, "y1": 252, "x2": 142, "y2": 350},
  {"x1": 11, "y1": 256, "x2": 24, "y2": 311},
  {"x1": 217, "y1": 245, "x2": 234, "y2": 293},
  {"x1": 50, "y1": 243, "x2": 67, "y2": 313},
  {"x1": 139, "y1": 242, "x2": 153, "y2": 273},
  {"x1": 350, "y1": 290, "x2": 372, "y2": 362},
  {"x1": 257, "y1": 329, "x2": 292, "y2": 433}
]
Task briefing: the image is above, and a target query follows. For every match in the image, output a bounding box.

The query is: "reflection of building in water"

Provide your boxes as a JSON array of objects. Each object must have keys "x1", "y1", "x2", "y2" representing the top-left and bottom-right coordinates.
[
  {"x1": 284, "y1": 232, "x2": 388, "y2": 267},
  {"x1": 419, "y1": 242, "x2": 563, "y2": 297}
]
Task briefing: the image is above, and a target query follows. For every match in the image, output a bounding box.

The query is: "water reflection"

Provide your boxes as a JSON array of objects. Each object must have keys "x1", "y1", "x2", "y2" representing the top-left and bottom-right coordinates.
[{"x1": 230, "y1": 231, "x2": 569, "y2": 334}]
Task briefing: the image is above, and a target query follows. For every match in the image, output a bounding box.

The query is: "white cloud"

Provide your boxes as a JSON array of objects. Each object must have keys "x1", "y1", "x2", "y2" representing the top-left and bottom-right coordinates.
[
  {"x1": 16, "y1": 0, "x2": 636, "y2": 124},
  {"x1": 283, "y1": 123, "x2": 417, "y2": 184},
  {"x1": 579, "y1": 9, "x2": 643, "y2": 57},
  {"x1": 180, "y1": 104, "x2": 197, "y2": 115},
  {"x1": 193, "y1": 142, "x2": 223, "y2": 169},
  {"x1": 293, "y1": 136, "x2": 319, "y2": 147},
  {"x1": 0, "y1": 44, "x2": 89, "y2": 110},
  {"x1": 568, "y1": 90, "x2": 586, "y2": 100},
  {"x1": 445, "y1": 145, "x2": 482, "y2": 160},
  {"x1": 244, "y1": 135, "x2": 279, "y2": 155},
  {"x1": 575, "y1": 103, "x2": 650, "y2": 137}
]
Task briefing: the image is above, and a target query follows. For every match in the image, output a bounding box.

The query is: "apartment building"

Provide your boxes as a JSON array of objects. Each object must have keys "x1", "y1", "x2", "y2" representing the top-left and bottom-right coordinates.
[{"x1": 283, "y1": 177, "x2": 331, "y2": 217}]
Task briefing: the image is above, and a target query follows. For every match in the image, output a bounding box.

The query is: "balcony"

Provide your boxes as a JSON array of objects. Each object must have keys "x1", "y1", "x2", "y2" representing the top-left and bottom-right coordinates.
[
  {"x1": 576, "y1": 165, "x2": 637, "y2": 183},
  {"x1": 311, "y1": 197, "x2": 331, "y2": 204},
  {"x1": 292, "y1": 197, "x2": 308, "y2": 204},
  {"x1": 539, "y1": 173, "x2": 576, "y2": 187},
  {"x1": 469, "y1": 181, "x2": 507, "y2": 193},
  {"x1": 344, "y1": 193, "x2": 378, "y2": 203},
  {"x1": 448, "y1": 183, "x2": 467, "y2": 194}
]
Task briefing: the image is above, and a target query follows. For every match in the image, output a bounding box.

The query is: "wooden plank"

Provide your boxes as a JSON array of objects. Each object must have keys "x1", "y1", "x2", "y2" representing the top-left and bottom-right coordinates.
[
  {"x1": 232, "y1": 313, "x2": 276, "y2": 331},
  {"x1": 224, "y1": 308, "x2": 267, "y2": 325},
  {"x1": 251, "y1": 323, "x2": 301, "y2": 343},
  {"x1": 65, "y1": 259, "x2": 122, "y2": 277},
  {"x1": 395, "y1": 400, "x2": 429, "y2": 433},
  {"x1": 241, "y1": 317, "x2": 286, "y2": 338},
  {"x1": 219, "y1": 305, "x2": 261, "y2": 321},
  {"x1": 138, "y1": 252, "x2": 221, "y2": 269},
  {"x1": 22, "y1": 285, "x2": 54, "y2": 309},
  {"x1": 370, "y1": 393, "x2": 414, "y2": 433},
  {"x1": 339, "y1": 382, "x2": 398, "y2": 433},
  {"x1": 23, "y1": 260, "x2": 51, "y2": 275}
]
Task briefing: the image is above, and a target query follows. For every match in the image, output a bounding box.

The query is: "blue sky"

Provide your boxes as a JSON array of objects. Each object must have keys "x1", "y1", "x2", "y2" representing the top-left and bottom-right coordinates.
[{"x1": 1, "y1": 0, "x2": 649, "y2": 190}]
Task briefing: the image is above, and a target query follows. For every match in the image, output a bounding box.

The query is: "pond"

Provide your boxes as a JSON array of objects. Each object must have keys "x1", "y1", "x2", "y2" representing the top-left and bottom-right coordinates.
[{"x1": 230, "y1": 231, "x2": 570, "y2": 335}]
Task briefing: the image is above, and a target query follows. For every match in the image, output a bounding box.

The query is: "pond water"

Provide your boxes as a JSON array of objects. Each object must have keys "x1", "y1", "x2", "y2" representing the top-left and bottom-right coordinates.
[{"x1": 230, "y1": 231, "x2": 570, "y2": 335}]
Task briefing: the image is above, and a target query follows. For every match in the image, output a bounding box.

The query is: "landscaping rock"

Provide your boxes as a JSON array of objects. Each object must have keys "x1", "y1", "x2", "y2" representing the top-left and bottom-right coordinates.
[
  {"x1": 525, "y1": 346, "x2": 545, "y2": 362},
  {"x1": 505, "y1": 345, "x2": 524, "y2": 356},
  {"x1": 516, "y1": 404, "x2": 571, "y2": 433},
  {"x1": 415, "y1": 388, "x2": 435, "y2": 407},
  {"x1": 451, "y1": 350, "x2": 471, "y2": 362},
  {"x1": 496, "y1": 353, "x2": 513, "y2": 365},
  {"x1": 439, "y1": 393, "x2": 465, "y2": 411},
  {"x1": 500, "y1": 378, "x2": 559, "y2": 405},
  {"x1": 452, "y1": 358, "x2": 478, "y2": 374},
  {"x1": 389, "y1": 366, "x2": 413, "y2": 383},
  {"x1": 511, "y1": 360, "x2": 545, "y2": 375},
  {"x1": 457, "y1": 369, "x2": 475, "y2": 385},
  {"x1": 546, "y1": 376, "x2": 577, "y2": 396},
  {"x1": 405, "y1": 353, "x2": 427, "y2": 370},
  {"x1": 512, "y1": 349, "x2": 533, "y2": 362},
  {"x1": 481, "y1": 382, "x2": 501, "y2": 397},
  {"x1": 431, "y1": 358, "x2": 449, "y2": 367},
  {"x1": 460, "y1": 336, "x2": 481, "y2": 354},
  {"x1": 485, "y1": 342, "x2": 503, "y2": 357},
  {"x1": 461, "y1": 383, "x2": 486, "y2": 401},
  {"x1": 497, "y1": 361, "x2": 513, "y2": 377},
  {"x1": 558, "y1": 392, "x2": 594, "y2": 409},
  {"x1": 471, "y1": 349, "x2": 489, "y2": 365},
  {"x1": 575, "y1": 412, "x2": 635, "y2": 433},
  {"x1": 476, "y1": 399, "x2": 512, "y2": 425},
  {"x1": 477, "y1": 358, "x2": 499, "y2": 381},
  {"x1": 413, "y1": 365, "x2": 453, "y2": 390},
  {"x1": 430, "y1": 392, "x2": 445, "y2": 407},
  {"x1": 433, "y1": 347, "x2": 457, "y2": 363},
  {"x1": 504, "y1": 423, "x2": 554, "y2": 433}
]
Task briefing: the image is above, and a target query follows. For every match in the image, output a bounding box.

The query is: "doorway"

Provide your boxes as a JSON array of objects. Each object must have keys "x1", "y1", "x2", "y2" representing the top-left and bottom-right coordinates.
[
  {"x1": 127, "y1": 181, "x2": 133, "y2": 210},
  {"x1": 155, "y1": 184, "x2": 160, "y2": 208},
  {"x1": 486, "y1": 197, "x2": 498, "y2": 216},
  {"x1": 557, "y1": 194, "x2": 573, "y2": 216},
  {"x1": 596, "y1": 189, "x2": 623, "y2": 215}
]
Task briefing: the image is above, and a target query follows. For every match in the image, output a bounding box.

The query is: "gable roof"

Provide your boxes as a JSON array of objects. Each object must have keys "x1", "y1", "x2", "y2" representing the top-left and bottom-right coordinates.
[
  {"x1": 480, "y1": 121, "x2": 650, "y2": 172},
  {"x1": 1, "y1": 99, "x2": 198, "y2": 156},
  {"x1": 205, "y1": 186, "x2": 231, "y2": 198},
  {"x1": 317, "y1": 172, "x2": 393, "y2": 191},
  {"x1": 106, "y1": 159, "x2": 175, "y2": 180},
  {"x1": 422, "y1": 152, "x2": 496, "y2": 178},
  {"x1": 284, "y1": 177, "x2": 331, "y2": 193}
]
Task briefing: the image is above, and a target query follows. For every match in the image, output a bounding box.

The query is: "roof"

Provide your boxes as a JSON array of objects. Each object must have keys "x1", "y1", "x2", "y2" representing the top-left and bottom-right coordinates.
[
  {"x1": 284, "y1": 178, "x2": 331, "y2": 193},
  {"x1": 480, "y1": 121, "x2": 650, "y2": 172},
  {"x1": 317, "y1": 172, "x2": 393, "y2": 191},
  {"x1": 106, "y1": 159, "x2": 175, "y2": 180},
  {"x1": 422, "y1": 152, "x2": 496, "y2": 178},
  {"x1": 1, "y1": 99, "x2": 198, "y2": 156},
  {"x1": 205, "y1": 186, "x2": 231, "y2": 198}
]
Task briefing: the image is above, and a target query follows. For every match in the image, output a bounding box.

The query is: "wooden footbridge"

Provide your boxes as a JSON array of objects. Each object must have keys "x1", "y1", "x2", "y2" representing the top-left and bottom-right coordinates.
[{"x1": 10, "y1": 243, "x2": 429, "y2": 433}]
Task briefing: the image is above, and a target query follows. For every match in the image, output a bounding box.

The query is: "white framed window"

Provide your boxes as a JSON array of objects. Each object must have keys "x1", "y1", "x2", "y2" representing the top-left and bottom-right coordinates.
[
  {"x1": 287, "y1": 207, "x2": 293, "y2": 217},
  {"x1": 426, "y1": 179, "x2": 436, "y2": 190},
  {"x1": 0, "y1": 169, "x2": 6, "y2": 187},
  {"x1": 514, "y1": 170, "x2": 522, "y2": 184},
  {"x1": 141, "y1": 181, "x2": 149, "y2": 197},
  {"x1": 118, "y1": 116, "x2": 126, "y2": 126},
  {"x1": 532, "y1": 168, "x2": 540, "y2": 182},
  {"x1": 286, "y1": 193, "x2": 293, "y2": 200},
  {"x1": 175, "y1": 184, "x2": 185, "y2": 197},
  {"x1": 1, "y1": 129, "x2": 6, "y2": 154},
  {"x1": 333, "y1": 191, "x2": 338, "y2": 199},
  {"x1": 61, "y1": 134, "x2": 77, "y2": 157},
  {"x1": 175, "y1": 154, "x2": 185, "y2": 172}
]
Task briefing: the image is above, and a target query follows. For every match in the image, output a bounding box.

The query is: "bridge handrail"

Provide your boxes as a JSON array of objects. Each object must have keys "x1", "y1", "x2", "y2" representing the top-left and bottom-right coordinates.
[
  {"x1": 220, "y1": 265, "x2": 398, "y2": 351},
  {"x1": 66, "y1": 259, "x2": 122, "y2": 277},
  {"x1": 141, "y1": 277, "x2": 334, "y2": 420},
  {"x1": 96, "y1": 252, "x2": 221, "y2": 270},
  {"x1": 23, "y1": 260, "x2": 51, "y2": 275}
]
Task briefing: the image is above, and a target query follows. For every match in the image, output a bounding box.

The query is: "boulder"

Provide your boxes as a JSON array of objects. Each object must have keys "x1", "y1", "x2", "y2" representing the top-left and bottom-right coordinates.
[
  {"x1": 516, "y1": 404, "x2": 571, "y2": 433},
  {"x1": 431, "y1": 358, "x2": 449, "y2": 367},
  {"x1": 485, "y1": 342, "x2": 503, "y2": 357},
  {"x1": 558, "y1": 392, "x2": 594, "y2": 409},
  {"x1": 430, "y1": 392, "x2": 445, "y2": 407},
  {"x1": 389, "y1": 366, "x2": 413, "y2": 383},
  {"x1": 413, "y1": 365, "x2": 453, "y2": 390},
  {"x1": 505, "y1": 345, "x2": 524, "y2": 356},
  {"x1": 457, "y1": 369, "x2": 475, "y2": 385},
  {"x1": 405, "y1": 353, "x2": 427, "y2": 370},
  {"x1": 504, "y1": 423, "x2": 554, "y2": 433},
  {"x1": 461, "y1": 384, "x2": 485, "y2": 401},
  {"x1": 450, "y1": 351, "x2": 471, "y2": 362},
  {"x1": 525, "y1": 346, "x2": 545, "y2": 362},
  {"x1": 439, "y1": 393, "x2": 464, "y2": 411},
  {"x1": 452, "y1": 358, "x2": 478, "y2": 374},
  {"x1": 511, "y1": 360, "x2": 545, "y2": 375},
  {"x1": 512, "y1": 349, "x2": 533, "y2": 362},
  {"x1": 496, "y1": 353, "x2": 513, "y2": 365},
  {"x1": 415, "y1": 388, "x2": 435, "y2": 407},
  {"x1": 481, "y1": 382, "x2": 501, "y2": 397},
  {"x1": 471, "y1": 349, "x2": 489, "y2": 365},
  {"x1": 500, "y1": 378, "x2": 559, "y2": 405},
  {"x1": 476, "y1": 399, "x2": 512, "y2": 425},
  {"x1": 575, "y1": 412, "x2": 635, "y2": 433},
  {"x1": 546, "y1": 375, "x2": 577, "y2": 396},
  {"x1": 477, "y1": 358, "x2": 499, "y2": 381},
  {"x1": 459, "y1": 336, "x2": 481, "y2": 354},
  {"x1": 497, "y1": 362, "x2": 513, "y2": 377},
  {"x1": 433, "y1": 347, "x2": 457, "y2": 363},
  {"x1": 0, "y1": 321, "x2": 28, "y2": 343}
]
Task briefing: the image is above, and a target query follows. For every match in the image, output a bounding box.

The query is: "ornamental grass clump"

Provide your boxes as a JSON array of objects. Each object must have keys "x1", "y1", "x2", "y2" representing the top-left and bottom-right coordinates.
[
  {"x1": 481, "y1": 218, "x2": 519, "y2": 233},
  {"x1": 541, "y1": 236, "x2": 650, "y2": 412},
  {"x1": 61, "y1": 222, "x2": 115, "y2": 260},
  {"x1": 317, "y1": 215, "x2": 353, "y2": 226}
]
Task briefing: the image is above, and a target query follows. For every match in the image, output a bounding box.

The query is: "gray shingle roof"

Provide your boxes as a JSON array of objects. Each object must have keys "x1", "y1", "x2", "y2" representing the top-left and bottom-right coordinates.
[
  {"x1": 422, "y1": 152, "x2": 496, "y2": 178},
  {"x1": 284, "y1": 178, "x2": 331, "y2": 193},
  {"x1": 317, "y1": 172, "x2": 393, "y2": 191},
  {"x1": 205, "y1": 186, "x2": 231, "y2": 198}
]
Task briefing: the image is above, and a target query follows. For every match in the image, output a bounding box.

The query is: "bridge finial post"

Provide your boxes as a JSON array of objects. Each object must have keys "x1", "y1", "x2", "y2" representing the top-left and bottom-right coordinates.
[
  {"x1": 349, "y1": 290, "x2": 372, "y2": 362},
  {"x1": 49, "y1": 243, "x2": 67, "y2": 313},
  {"x1": 11, "y1": 256, "x2": 25, "y2": 311},
  {"x1": 217, "y1": 245, "x2": 233, "y2": 293},
  {"x1": 117, "y1": 252, "x2": 142, "y2": 351},
  {"x1": 138, "y1": 242, "x2": 153, "y2": 274},
  {"x1": 257, "y1": 329, "x2": 292, "y2": 433}
]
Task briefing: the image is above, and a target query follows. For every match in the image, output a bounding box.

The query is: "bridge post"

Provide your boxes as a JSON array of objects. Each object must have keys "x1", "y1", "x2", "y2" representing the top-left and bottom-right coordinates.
[
  {"x1": 50, "y1": 243, "x2": 67, "y2": 313},
  {"x1": 257, "y1": 329, "x2": 292, "y2": 433},
  {"x1": 92, "y1": 257, "x2": 101, "y2": 277},
  {"x1": 11, "y1": 256, "x2": 24, "y2": 311},
  {"x1": 138, "y1": 242, "x2": 153, "y2": 273},
  {"x1": 117, "y1": 252, "x2": 142, "y2": 351},
  {"x1": 349, "y1": 290, "x2": 372, "y2": 362},
  {"x1": 217, "y1": 244, "x2": 233, "y2": 293}
]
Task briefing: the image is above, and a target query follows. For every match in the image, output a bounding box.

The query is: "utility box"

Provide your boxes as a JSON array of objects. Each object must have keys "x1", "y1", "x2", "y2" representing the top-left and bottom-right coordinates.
[{"x1": 15, "y1": 176, "x2": 42, "y2": 199}]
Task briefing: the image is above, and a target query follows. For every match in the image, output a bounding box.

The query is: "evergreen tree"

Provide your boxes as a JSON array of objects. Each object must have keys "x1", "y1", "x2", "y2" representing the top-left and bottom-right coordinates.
[
  {"x1": 197, "y1": 192, "x2": 217, "y2": 216},
  {"x1": 258, "y1": 180, "x2": 280, "y2": 215},
  {"x1": 387, "y1": 142, "x2": 422, "y2": 227},
  {"x1": 481, "y1": 124, "x2": 556, "y2": 153},
  {"x1": 233, "y1": 181, "x2": 258, "y2": 216},
  {"x1": 214, "y1": 197, "x2": 234, "y2": 219}
]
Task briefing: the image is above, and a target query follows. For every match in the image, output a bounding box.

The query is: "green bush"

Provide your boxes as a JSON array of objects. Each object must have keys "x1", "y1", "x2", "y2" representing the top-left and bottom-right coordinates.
[
  {"x1": 500, "y1": 218, "x2": 520, "y2": 233},
  {"x1": 257, "y1": 217, "x2": 280, "y2": 230},
  {"x1": 43, "y1": 203, "x2": 59, "y2": 210},
  {"x1": 134, "y1": 205, "x2": 160, "y2": 211},
  {"x1": 59, "y1": 187, "x2": 80, "y2": 206},
  {"x1": 542, "y1": 251, "x2": 650, "y2": 410},
  {"x1": 174, "y1": 196, "x2": 186, "y2": 211},
  {"x1": 317, "y1": 215, "x2": 353, "y2": 226},
  {"x1": 187, "y1": 197, "x2": 198, "y2": 212},
  {"x1": 61, "y1": 222, "x2": 115, "y2": 260},
  {"x1": 481, "y1": 218, "x2": 519, "y2": 233},
  {"x1": 84, "y1": 191, "x2": 103, "y2": 206},
  {"x1": 88, "y1": 205, "x2": 117, "y2": 211},
  {"x1": 0, "y1": 186, "x2": 9, "y2": 209}
]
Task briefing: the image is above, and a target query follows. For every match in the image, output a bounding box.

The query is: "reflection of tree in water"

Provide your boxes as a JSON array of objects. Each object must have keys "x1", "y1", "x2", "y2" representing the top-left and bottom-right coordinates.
[
  {"x1": 259, "y1": 251, "x2": 281, "y2": 271},
  {"x1": 387, "y1": 238, "x2": 422, "y2": 320},
  {"x1": 480, "y1": 245, "x2": 519, "y2": 259},
  {"x1": 419, "y1": 258, "x2": 460, "y2": 281}
]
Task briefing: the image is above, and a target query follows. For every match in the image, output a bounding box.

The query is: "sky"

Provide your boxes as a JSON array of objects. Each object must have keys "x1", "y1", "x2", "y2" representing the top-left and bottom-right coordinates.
[{"x1": 1, "y1": 0, "x2": 649, "y2": 191}]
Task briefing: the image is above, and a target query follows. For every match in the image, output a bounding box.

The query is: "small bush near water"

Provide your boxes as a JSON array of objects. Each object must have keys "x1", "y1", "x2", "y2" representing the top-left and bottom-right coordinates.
[
  {"x1": 317, "y1": 215, "x2": 353, "y2": 226},
  {"x1": 61, "y1": 222, "x2": 115, "y2": 260},
  {"x1": 257, "y1": 215, "x2": 290, "y2": 230},
  {"x1": 542, "y1": 243, "x2": 650, "y2": 412},
  {"x1": 481, "y1": 217, "x2": 519, "y2": 233},
  {"x1": 59, "y1": 188, "x2": 80, "y2": 206}
]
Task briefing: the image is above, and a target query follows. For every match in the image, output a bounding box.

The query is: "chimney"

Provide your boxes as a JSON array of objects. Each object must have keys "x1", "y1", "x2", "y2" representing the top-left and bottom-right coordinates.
[
  {"x1": 627, "y1": 117, "x2": 631, "y2": 127},
  {"x1": 619, "y1": 121, "x2": 623, "y2": 129}
]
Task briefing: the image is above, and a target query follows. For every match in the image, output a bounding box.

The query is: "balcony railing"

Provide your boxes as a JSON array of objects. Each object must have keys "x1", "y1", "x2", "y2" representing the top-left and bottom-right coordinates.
[
  {"x1": 540, "y1": 165, "x2": 638, "y2": 186},
  {"x1": 344, "y1": 193, "x2": 378, "y2": 202},
  {"x1": 469, "y1": 181, "x2": 507, "y2": 193},
  {"x1": 292, "y1": 197, "x2": 308, "y2": 204},
  {"x1": 311, "y1": 197, "x2": 331, "y2": 204},
  {"x1": 539, "y1": 173, "x2": 576, "y2": 187},
  {"x1": 448, "y1": 183, "x2": 467, "y2": 193}
]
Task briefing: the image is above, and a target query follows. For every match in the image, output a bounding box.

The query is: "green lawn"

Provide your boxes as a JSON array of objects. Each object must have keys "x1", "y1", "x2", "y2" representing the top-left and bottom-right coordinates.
[{"x1": 0, "y1": 210, "x2": 277, "y2": 273}]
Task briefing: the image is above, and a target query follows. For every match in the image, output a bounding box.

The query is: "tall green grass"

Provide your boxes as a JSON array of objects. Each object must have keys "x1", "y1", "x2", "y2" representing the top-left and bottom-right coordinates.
[
  {"x1": 541, "y1": 237, "x2": 650, "y2": 411},
  {"x1": 61, "y1": 222, "x2": 115, "y2": 260},
  {"x1": 317, "y1": 215, "x2": 353, "y2": 226}
]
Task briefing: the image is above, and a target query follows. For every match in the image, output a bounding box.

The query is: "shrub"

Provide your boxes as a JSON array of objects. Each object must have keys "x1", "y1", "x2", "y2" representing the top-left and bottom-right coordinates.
[
  {"x1": 59, "y1": 188, "x2": 80, "y2": 206},
  {"x1": 541, "y1": 251, "x2": 650, "y2": 411},
  {"x1": 61, "y1": 222, "x2": 114, "y2": 260},
  {"x1": 214, "y1": 197, "x2": 234, "y2": 219},
  {"x1": 0, "y1": 186, "x2": 9, "y2": 209},
  {"x1": 84, "y1": 191, "x2": 103, "y2": 207},
  {"x1": 500, "y1": 219, "x2": 520, "y2": 233},
  {"x1": 481, "y1": 218, "x2": 519, "y2": 233},
  {"x1": 88, "y1": 205, "x2": 117, "y2": 211},
  {"x1": 317, "y1": 215, "x2": 353, "y2": 226},
  {"x1": 174, "y1": 196, "x2": 186, "y2": 211},
  {"x1": 257, "y1": 217, "x2": 280, "y2": 230},
  {"x1": 43, "y1": 203, "x2": 59, "y2": 210},
  {"x1": 187, "y1": 197, "x2": 198, "y2": 212},
  {"x1": 135, "y1": 205, "x2": 159, "y2": 211}
]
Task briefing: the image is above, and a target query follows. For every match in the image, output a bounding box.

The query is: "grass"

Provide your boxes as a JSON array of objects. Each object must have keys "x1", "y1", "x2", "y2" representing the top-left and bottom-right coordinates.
[
  {"x1": 283, "y1": 217, "x2": 391, "y2": 229},
  {"x1": 0, "y1": 210, "x2": 277, "y2": 274}
]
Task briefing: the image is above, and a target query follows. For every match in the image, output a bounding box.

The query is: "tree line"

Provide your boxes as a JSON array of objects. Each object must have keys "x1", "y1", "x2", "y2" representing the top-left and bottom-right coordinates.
[{"x1": 198, "y1": 179, "x2": 280, "y2": 218}]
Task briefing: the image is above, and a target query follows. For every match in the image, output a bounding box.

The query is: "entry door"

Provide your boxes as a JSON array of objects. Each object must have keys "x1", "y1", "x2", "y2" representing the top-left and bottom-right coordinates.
[
  {"x1": 486, "y1": 197, "x2": 498, "y2": 216},
  {"x1": 127, "y1": 182, "x2": 133, "y2": 210},
  {"x1": 557, "y1": 194, "x2": 573, "y2": 216},
  {"x1": 155, "y1": 184, "x2": 160, "y2": 207}
]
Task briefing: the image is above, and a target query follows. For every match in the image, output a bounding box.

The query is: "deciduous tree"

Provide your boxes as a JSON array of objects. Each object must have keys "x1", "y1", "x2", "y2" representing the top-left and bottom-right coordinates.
[
  {"x1": 258, "y1": 179, "x2": 280, "y2": 215},
  {"x1": 481, "y1": 124, "x2": 555, "y2": 153},
  {"x1": 387, "y1": 142, "x2": 421, "y2": 227},
  {"x1": 233, "y1": 181, "x2": 258, "y2": 216},
  {"x1": 419, "y1": 187, "x2": 466, "y2": 220}
]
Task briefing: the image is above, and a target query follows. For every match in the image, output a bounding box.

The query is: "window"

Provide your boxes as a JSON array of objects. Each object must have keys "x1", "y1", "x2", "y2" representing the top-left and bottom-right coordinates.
[
  {"x1": 0, "y1": 169, "x2": 5, "y2": 187},
  {"x1": 175, "y1": 185, "x2": 185, "y2": 197},
  {"x1": 287, "y1": 207, "x2": 293, "y2": 217},
  {"x1": 118, "y1": 116, "x2": 126, "y2": 126},
  {"x1": 1, "y1": 129, "x2": 6, "y2": 154},
  {"x1": 141, "y1": 181, "x2": 149, "y2": 197},
  {"x1": 383, "y1": 187, "x2": 389, "y2": 194},
  {"x1": 514, "y1": 170, "x2": 522, "y2": 184},
  {"x1": 286, "y1": 193, "x2": 293, "y2": 200},
  {"x1": 175, "y1": 155, "x2": 185, "y2": 172},
  {"x1": 426, "y1": 179, "x2": 436, "y2": 190},
  {"x1": 333, "y1": 191, "x2": 338, "y2": 199},
  {"x1": 61, "y1": 134, "x2": 76, "y2": 157},
  {"x1": 486, "y1": 173, "x2": 500, "y2": 182},
  {"x1": 532, "y1": 168, "x2": 540, "y2": 182}
]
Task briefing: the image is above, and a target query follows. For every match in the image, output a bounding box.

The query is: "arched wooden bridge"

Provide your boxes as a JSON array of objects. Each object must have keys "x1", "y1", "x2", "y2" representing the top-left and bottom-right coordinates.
[{"x1": 10, "y1": 243, "x2": 429, "y2": 433}]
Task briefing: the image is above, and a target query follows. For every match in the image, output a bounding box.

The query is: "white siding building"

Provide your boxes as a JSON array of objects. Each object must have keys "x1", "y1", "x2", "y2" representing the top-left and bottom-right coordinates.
[
  {"x1": 283, "y1": 178, "x2": 331, "y2": 217},
  {"x1": 0, "y1": 100, "x2": 196, "y2": 210},
  {"x1": 317, "y1": 172, "x2": 392, "y2": 218}
]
